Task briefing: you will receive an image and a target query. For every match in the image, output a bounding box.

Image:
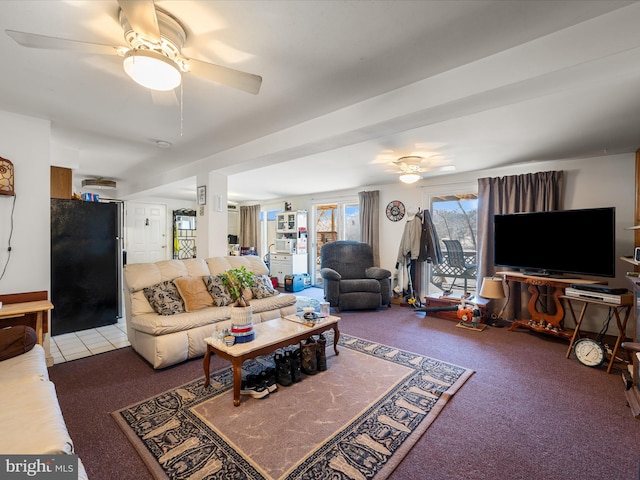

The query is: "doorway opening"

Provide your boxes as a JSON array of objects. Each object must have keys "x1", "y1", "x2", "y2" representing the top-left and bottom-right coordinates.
[{"x1": 312, "y1": 201, "x2": 360, "y2": 285}]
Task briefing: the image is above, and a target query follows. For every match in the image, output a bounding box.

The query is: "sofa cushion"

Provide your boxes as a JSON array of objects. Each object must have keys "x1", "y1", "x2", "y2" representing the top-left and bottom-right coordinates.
[
  {"x1": 173, "y1": 276, "x2": 214, "y2": 312},
  {"x1": 143, "y1": 281, "x2": 185, "y2": 315},
  {"x1": 0, "y1": 325, "x2": 37, "y2": 361},
  {"x1": 250, "y1": 293, "x2": 298, "y2": 313},
  {"x1": 156, "y1": 260, "x2": 189, "y2": 281},
  {"x1": 228, "y1": 256, "x2": 269, "y2": 275},
  {"x1": 0, "y1": 379, "x2": 74, "y2": 455},
  {"x1": 206, "y1": 257, "x2": 236, "y2": 276},
  {"x1": 206, "y1": 256, "x2": 269, "y2": 276},
  {"x1": 124, "y1": 262, "x2": 162, "y2": 292},
  {"x1": 252, "y1": 274, "x2": 278, "y2": 299},
  {"x1": 0, "y1": 344, "x2": 48, "y2": 386},
  {"x1": 339, "y1": 278, "x2": 381, "y2": 294},
  {"x1": 182, "y1": 258, "x2": 210, "y2": 276},
  {"x1": 130, "y1": 307, "x2": 232, "y2": 335},
  {"x1": 131, "y1": 290, "x2": 155, "y2": 315},
  {"x1": 203, "y1": 275, "x2": 233, "y2": 307}
]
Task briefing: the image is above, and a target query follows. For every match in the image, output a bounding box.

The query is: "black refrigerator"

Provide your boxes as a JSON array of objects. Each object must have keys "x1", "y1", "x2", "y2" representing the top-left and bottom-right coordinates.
[{"x1": 51, "y1": 199, "x2": 122, "y2": 336}]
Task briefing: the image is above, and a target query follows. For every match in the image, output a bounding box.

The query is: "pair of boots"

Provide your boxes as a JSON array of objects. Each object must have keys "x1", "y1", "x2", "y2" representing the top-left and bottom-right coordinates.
[
  {"x1": 274, "y1": 335, "x2": 327, "y2": 385},
  {"x1": 275, "y1": 349, "x2": 302, "y2": 386},
  {"x1": 301, "y1": 334, "x2": 327, "y2": 376}
]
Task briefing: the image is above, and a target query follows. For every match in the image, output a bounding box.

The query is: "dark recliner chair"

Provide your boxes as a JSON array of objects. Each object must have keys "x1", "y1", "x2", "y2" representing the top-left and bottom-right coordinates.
[{"x1": 320, "y1": 241, "x2": 391, "y2": 311}]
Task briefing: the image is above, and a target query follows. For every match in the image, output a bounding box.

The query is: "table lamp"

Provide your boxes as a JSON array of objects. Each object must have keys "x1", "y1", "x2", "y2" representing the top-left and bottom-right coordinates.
[{"x1": 479, "y1": 276, "x2": 507, "y2": 325}]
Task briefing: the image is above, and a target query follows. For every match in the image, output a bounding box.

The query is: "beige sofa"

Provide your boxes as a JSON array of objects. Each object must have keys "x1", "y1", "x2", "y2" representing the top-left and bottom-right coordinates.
[
  {"x1": 0, "y1": 343, "x2": 88, "y2": 479},
  {"x1": 123, "y1": 256, "x2": 297, "y2": 369}
]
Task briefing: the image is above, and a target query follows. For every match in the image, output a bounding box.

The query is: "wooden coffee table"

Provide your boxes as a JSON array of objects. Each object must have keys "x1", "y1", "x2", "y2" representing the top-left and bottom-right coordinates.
[{"x1": 203, "y1": 315, "x2": 340, "y2": 406}]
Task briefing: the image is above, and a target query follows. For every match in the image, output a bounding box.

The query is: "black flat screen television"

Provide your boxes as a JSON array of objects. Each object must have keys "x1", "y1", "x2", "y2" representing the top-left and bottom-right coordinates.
[{"x1": 493, "y1": 207, "x2": 616, "y2": 278}]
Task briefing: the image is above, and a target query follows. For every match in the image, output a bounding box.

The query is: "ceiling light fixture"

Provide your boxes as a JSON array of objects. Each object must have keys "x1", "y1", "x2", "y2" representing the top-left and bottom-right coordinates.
[
  {"x1": 396, "y1": 155, "x2": 424, "y2": 184},
  {"x1": 399, "y1": 172, "x2": 422, "y2": 184},
  {"x1": 123, "y1": 49, "x2": 182, "y2": 91},
  {"x1": 156, "y1": 140, "x2": 172, "y2": 149}
]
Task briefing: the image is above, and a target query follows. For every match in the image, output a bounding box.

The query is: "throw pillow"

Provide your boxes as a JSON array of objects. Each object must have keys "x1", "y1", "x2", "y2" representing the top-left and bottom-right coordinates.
[
  {"x1": 0, "y1": 325, "x2": 37, "y2": 361},
  {"x1": 252, "y1": 274, "x2": 279, "y2": 299},
  {"x1": 203, "y1": 275, "x2": 232, "y2": 307},
  {"x1": 143, "y1": 280, "x2": 185, "y2": 315},
  {"x1": 173, "y1": 276, "x2": 214, "y2": 312}
]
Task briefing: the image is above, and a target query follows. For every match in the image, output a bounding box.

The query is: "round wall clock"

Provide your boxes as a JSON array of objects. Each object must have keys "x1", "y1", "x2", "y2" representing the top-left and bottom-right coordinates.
[
  {"x1": 386, "y1": 200, "x2": 406, "y2": 222},
  {"x1": 573, "y1": 338, "x2": 606, "y2": 367}
]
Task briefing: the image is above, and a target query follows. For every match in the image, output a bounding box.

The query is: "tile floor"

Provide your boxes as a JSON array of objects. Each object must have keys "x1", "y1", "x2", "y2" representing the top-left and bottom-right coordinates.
[
  {"x1": 49, "y1": 287, "x2": 325, "y2": 365},
  {"x1": 50, "y1": 318, "x2": 129, "y2": 365}
]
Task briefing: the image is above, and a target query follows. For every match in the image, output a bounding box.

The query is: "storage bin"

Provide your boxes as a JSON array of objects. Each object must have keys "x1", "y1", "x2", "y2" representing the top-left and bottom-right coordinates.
[{"x1": 284, "y1": 274, "x2": 305, "y2": 292}]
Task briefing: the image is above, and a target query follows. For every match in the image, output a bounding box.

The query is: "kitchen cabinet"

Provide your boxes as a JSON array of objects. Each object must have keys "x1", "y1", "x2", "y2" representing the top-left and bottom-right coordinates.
[{"x1": 270, "y1": 253, "x2": 307, "y2": 286}]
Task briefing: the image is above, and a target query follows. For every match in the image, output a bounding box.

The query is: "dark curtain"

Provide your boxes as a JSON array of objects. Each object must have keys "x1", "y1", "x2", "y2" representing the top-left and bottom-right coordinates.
[
  {"x1": 239, "y1": 204, "x2": 261, "y2": 256},
  {"x1": 359, "y1": 190, "x2": 380, "y2": 266},
  {"x1": 477, "y1": 170, "x2": 564, "y2": 319}
]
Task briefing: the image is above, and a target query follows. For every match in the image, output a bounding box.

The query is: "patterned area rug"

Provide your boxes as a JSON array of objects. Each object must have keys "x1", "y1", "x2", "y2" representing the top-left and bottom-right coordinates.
[{"x1": 112, "y1": 334, "x2": 473, "y2": 480}]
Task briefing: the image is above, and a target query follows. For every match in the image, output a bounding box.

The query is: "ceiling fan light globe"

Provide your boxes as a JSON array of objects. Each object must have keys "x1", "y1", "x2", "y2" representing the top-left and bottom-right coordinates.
[
  {"x1": 399, "y1": 173, "x2": 421, "y2": 184},
  {"x1": 123, "y1": 50, "x2": 181, "y2": 91}
]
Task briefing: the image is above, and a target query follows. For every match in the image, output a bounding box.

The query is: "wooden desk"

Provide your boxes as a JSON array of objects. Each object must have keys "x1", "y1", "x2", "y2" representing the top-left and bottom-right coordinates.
[
  {"x1": 498, "y1": 272, "x2": 600, "y2": 339},
  {"x1": 0, "y1": 300, "x2": 53, "y2": 345},
  {"x1": 562, "y1": 295, "x2": 633, "y2": 374}
]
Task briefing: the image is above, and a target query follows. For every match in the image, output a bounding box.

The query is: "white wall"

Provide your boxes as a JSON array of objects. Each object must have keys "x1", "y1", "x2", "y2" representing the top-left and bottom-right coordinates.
[
  {"x1": 0, "y1": 105, "x2": 633, "y2": 338},
  {"x1": 0, "y1": 111, "x2": 50, "y2": 295},
  {"x1": 277, "y1": 154, "x2": 633, "y2": 276},
  {"x1": 273, "y1": 153, "x2": 634, "y2": 333}
]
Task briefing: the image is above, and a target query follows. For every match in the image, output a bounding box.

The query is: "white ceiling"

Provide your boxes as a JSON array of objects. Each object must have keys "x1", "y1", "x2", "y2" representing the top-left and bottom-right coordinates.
[{"x1": 1, "y1": 1, "x2": 639, "y2": 202}]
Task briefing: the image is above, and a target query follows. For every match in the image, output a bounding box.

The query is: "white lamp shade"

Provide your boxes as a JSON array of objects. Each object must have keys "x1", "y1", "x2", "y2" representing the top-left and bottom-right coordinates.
[
  {"x1": 123, "y1": 50, "x2": 182, "y2": 91},
  {"x1": 399, "y1": 173, "x2": 421, "y2": 184},
  {"x1": 479, "y1": 277, "x2": 506, "y2": 299}
]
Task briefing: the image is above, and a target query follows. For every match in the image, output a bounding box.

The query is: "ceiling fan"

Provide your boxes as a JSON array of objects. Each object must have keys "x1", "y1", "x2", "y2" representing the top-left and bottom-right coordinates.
[
  {"x1": 5, "y1": 0, "x2": 262, "y2": 97},
  {"x1": 392, "y1": 155, "x2": 455, "y2": 184}
]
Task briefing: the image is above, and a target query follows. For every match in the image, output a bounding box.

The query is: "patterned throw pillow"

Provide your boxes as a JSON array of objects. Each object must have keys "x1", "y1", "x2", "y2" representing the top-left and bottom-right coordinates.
[
  {"x1": 252, "y1": 274, "x2": 278, "y2": 299},
  {"x1": 203, "y1": 275, "x2": 233, "y2": 307},
  {"x1": 143, "y1": 281, "x2": 185, "y2": 316}
]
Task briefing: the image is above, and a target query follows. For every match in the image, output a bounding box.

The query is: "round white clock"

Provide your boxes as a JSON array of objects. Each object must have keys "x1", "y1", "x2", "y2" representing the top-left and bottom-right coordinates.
[{"x1": 573, "y1": 338, "x2": 606, "y2": 367}]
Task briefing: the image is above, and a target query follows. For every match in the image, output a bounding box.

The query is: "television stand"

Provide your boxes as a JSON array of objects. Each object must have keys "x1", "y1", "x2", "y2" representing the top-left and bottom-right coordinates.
[{"x1": 496, "y1": 272, "x2": 602, "y2": 339}]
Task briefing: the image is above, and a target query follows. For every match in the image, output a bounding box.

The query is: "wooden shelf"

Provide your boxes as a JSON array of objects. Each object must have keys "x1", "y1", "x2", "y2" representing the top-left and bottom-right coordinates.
[{"x1": 621, "y1": 256, "x2": 640, "y2": 266}]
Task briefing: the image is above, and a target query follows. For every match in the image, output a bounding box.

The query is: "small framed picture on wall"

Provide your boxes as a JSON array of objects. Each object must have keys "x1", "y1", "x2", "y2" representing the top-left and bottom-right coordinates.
[{"x1": 197, "y1": 185, "x2": 206, "y2": 205}]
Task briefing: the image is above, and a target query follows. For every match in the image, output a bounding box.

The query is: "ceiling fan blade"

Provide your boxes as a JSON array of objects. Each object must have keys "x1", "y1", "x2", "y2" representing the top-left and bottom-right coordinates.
[
  {"x1": 118, "y1": 0, "x2": 161, "y2": 43},
  {"x1": 151, "y1": 89, "x2": 179, "y2": 107},
  {"x1": 5, "y1": 30, "x2": 121, "y2": 55},
  {"x1": 187, "y1": 57, "x2": 262, "y2": 95}
]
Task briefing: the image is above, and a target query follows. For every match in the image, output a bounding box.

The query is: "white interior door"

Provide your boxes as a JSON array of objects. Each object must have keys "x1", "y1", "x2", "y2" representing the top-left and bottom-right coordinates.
[{"x1": 126, "y1": 202, "x2": 167, "y2": 264}]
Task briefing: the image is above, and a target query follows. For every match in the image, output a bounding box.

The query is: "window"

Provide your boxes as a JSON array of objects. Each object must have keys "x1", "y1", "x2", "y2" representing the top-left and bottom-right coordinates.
[
  {"x1": 312, "y1": 201, "x2": 360, "y2": 285},
  {"x1": 260, "y1": 209, "x2": 282, "y2": 258},
  {"x1": 429, "y1": 193, "x2": 478, "y2": 296}
]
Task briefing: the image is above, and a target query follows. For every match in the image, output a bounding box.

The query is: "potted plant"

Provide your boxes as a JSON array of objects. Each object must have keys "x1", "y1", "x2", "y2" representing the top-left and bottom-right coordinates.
[
  {"x1": 219, "y1": 266, "x2": 256, "y2": 343},
  {"x1": 219, "y1": 266, "x2": 255, "y2": 307}
]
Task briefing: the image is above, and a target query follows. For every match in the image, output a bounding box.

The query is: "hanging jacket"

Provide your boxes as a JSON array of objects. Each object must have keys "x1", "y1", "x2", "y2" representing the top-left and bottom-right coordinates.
[
  {"x1": 396, "y1": 214, "x2": 422, "y2": 264},
  {"x1": 418, "y1": 209, "x2": 443, "y2": 264}
]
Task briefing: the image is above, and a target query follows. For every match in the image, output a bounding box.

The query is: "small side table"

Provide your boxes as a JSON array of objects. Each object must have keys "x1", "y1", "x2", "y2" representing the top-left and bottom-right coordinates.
[
  {"x1": 0, "y1": 300, "x2": 53, "y2": 345},
  {"x1": 562, "y1": 295, "x2": 633, "y2": 374}
]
